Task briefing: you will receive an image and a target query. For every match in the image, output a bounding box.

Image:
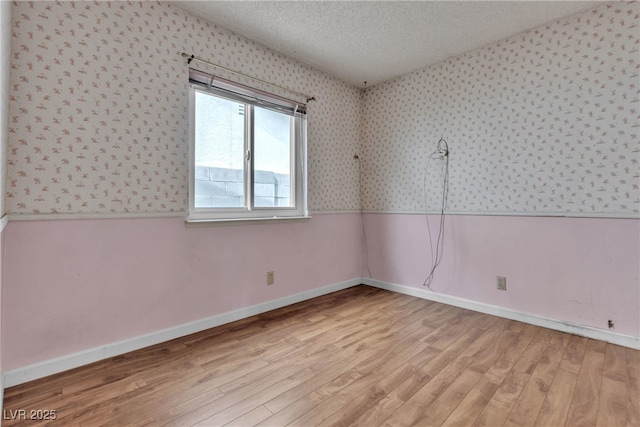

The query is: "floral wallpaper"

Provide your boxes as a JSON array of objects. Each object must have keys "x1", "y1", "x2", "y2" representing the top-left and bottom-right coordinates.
[
  {"x1": 8, "y1": 1, "x2": 639, "y2": 218},
  {"x1": 361, "y1": 1, "x2": 639, "y2": 216},
  {"x1": 7, "y1": 1, "x2": 361, "y2": 215},
  {"x1": 1, "y1": 2, "x2": 11, "y2": 219}
]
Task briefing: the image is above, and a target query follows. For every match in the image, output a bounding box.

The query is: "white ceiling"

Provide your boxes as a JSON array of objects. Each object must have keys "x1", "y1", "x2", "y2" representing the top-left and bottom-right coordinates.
[{"x1": 172, "y1": 1, "x2": 604, "y2": 88}]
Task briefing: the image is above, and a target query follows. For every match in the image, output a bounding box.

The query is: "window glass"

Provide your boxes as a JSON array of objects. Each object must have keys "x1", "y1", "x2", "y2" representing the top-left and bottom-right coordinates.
[
  {"x1": 253, "y1": 106, "x2": 293, "y2": 208},
  {"x1": 194, "y1": 92, "x2": 245, "y2": 208}
]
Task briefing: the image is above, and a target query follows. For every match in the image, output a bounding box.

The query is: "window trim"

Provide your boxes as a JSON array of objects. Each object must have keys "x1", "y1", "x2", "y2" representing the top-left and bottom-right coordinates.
[{"x1": 187, "y1": 77, "x2": 308, "y2": 223}]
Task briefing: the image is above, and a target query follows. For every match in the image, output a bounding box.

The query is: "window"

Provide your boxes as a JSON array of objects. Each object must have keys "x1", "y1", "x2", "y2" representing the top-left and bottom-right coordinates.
[{"x1": 188, "y1": 69, "x2": 308, "y2": 222}]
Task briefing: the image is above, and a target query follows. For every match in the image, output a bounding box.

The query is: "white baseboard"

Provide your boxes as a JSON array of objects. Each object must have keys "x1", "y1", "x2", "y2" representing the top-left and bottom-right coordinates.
[
  {"x1": 3, "y1": 278, "x2": 362, "y2": 388},
  {"x1": 4, "y1": 277, "x2": 637, "y2": 388},
  {"x1": 363, "y1": 278, "x2": 639, "y2": 350}
]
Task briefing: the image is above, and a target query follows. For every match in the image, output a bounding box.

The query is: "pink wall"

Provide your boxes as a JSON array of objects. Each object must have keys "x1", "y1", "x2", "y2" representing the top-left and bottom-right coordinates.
[
  {"x1": 0, "y1": 230, "x2": 3, "y2": 374},
  {"x1": 2, "y1": 214, "x2": 362, "y2": 370},
  {"x1": 3, "y1": 213, "x2": 639, "y2": 372},
  {"x1": 364, "y1": 213, "x2": 640, "y2": 337}
]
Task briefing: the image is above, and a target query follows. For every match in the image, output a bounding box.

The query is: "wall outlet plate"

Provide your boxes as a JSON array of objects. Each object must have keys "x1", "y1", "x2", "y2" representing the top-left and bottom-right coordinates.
[
  {"x1": 267, "y1": 271, "x2": 275, "y2": 286},
  {"x1": 497, "y1": 276, "x2": 507, "y2": 291}
]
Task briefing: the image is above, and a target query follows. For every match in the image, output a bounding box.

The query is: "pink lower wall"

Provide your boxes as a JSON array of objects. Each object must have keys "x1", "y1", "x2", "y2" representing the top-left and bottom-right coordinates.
[
  {"x1": 363, "y1": 213, "x2": 640, "y2": 338},
  {"x1": 2, "y1": 213, "x2": 362, "y2": 371},
  {"x1": 4, "y1": 212, "x2": 638, "y2": 372},
  {"x1": 0, "y1": 229, "x2": 4, "y2": 374}
]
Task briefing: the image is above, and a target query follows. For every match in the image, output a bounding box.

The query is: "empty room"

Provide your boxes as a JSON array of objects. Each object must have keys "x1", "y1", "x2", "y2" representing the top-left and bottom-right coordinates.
[{"x1": 0, "y1": 0, "x2": 638, "y2": 426}]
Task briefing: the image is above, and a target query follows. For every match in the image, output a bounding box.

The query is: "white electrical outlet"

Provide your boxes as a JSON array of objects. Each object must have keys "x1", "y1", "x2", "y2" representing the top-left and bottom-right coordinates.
[
  {"x1": 497, "y1": 276, "x2": 507, "y2": 291},
  {"x1": 267, "y1": 271, "x2": 275, "y2": 286}
]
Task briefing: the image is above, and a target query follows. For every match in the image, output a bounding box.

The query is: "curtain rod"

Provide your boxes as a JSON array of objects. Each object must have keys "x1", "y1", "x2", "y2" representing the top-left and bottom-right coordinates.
[{"x1": 181, "y1": 52, "x2": 316, "y2": 103}]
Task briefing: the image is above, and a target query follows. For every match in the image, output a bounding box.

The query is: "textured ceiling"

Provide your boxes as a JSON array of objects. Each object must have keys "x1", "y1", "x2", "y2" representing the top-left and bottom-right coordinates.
[{"x1": 172, "y1": 1, "x2": 604, "y2": 88}]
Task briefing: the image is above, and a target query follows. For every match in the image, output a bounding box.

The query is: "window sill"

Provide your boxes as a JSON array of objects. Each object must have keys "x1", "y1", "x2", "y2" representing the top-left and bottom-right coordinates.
[{"x1": 185, "y1": 215, "x2": 312, "y2": 227}]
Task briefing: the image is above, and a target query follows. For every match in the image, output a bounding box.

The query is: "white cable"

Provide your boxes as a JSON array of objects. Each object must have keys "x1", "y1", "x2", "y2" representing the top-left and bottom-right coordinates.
[{"x1": 423, "y1": 138, "x2": 449, "y2": 289}]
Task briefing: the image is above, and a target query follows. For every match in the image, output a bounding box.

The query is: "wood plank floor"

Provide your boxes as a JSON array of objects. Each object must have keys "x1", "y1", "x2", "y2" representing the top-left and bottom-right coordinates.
[{"x1": 3, "y1": 285, "x2": 638, "y2": 427}]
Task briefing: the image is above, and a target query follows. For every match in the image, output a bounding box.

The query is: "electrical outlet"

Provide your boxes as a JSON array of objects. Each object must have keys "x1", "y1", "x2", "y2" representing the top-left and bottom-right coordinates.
[
  {"x1": 608, "y1": 320, "x2": 614, "y2": 329},
  {"x1": 496, "y1": 276, "x2": 507, "y2": 291},
  {"x1": 267, "y1": 271, "x2": 275, "y2": 286}
]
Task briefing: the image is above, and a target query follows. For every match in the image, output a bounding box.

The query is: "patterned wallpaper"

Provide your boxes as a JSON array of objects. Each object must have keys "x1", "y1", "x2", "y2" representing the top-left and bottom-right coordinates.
[
  {"x1": 361, "y1": 2, "x2": 639, "y2": 216},
  {"x1": 8, "y1": 2, "x2": 639, "y2": 217},
  {"x1": 7, "y1": 1, "x2": 361, "y2": 215},
  {"x1": 0, "y1": 1, "x2": 11, "y2": 219}
]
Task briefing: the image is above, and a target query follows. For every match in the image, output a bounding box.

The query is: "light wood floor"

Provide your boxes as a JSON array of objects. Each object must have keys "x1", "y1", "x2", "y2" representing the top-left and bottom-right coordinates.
[{"x1": 3, "y1": 285, "x2": 639, "y2": 427}]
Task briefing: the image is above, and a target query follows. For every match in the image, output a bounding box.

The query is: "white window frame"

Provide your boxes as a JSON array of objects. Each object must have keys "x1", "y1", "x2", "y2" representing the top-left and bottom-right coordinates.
[{"x1": 187, "y1": 72, "x2": 308, "y2": 223}]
